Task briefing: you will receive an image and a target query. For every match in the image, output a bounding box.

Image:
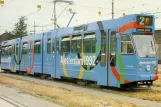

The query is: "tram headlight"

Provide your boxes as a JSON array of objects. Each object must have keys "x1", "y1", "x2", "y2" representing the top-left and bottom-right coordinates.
[
  {"x1": 146, "y1": 65, "x2": 150, "y2": 71},
  {"x1": 139, "y1": 64, "x2": 142, "y2": 71}
]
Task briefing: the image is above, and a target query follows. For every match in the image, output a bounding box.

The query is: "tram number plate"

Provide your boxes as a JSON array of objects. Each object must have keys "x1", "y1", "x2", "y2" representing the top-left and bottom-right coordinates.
[{"x1": 136, "y1": 16, "x2": 153, "y2": 26}]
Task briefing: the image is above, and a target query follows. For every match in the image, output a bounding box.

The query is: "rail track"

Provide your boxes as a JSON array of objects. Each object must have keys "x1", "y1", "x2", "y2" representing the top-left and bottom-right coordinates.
[
  {"x1": 0, "y1": 95, "x2": 27, "y2": 107},
  {"x1": 0, "y1": 70, "x2": 154, "y2": 91},
  {"x1": 1, "y1": 70, "x2": 161, "y2": 107}
]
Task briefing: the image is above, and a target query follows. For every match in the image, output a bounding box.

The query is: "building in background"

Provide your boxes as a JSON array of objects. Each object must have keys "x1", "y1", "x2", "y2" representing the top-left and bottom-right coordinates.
[{"x1": 155, "y1": 29, "x2": 161, "y2": 64}]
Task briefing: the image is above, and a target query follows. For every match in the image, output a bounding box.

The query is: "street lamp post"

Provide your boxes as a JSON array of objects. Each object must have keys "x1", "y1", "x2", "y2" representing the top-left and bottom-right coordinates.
[{"x1": 52, "y1": 0, "x2": 74, "y2": 29}]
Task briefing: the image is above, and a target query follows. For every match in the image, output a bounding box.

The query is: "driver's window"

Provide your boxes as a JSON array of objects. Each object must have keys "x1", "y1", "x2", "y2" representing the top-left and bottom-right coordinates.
[{"x1": 121, "y1": 35, "x2": 134, "y2": 54}]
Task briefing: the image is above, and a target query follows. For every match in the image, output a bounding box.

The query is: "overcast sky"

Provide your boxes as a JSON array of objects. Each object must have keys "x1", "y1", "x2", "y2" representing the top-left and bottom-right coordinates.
[{"x1": 0, "y1": 0, "x2": 161, "y2": 35}]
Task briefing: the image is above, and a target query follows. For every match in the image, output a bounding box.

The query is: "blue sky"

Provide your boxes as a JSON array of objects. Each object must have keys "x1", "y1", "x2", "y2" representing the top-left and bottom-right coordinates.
[{"x1": 0, "y1": 0, "x2": 161, "y2": 34}]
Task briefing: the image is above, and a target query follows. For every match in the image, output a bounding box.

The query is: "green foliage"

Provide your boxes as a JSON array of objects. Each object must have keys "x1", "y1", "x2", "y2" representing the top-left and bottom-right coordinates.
[
  {"x1": 12, "y1": 16, "x2": 28, "y2": 39},
  {"x1": 0, "y1": 31, "x2": 13, "y2": 42},
  {"x1": 0, "y1": 16, "x2": 28, "y2": 41}
]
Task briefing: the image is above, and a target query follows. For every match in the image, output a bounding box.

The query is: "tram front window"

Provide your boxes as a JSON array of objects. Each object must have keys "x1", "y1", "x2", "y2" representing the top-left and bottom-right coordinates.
[{"x1": 133, "y1": 35, "x2": 156, "y2": 58}]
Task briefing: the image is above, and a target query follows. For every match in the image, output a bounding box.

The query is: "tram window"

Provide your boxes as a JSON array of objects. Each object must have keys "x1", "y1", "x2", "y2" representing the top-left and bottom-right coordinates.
[
  {"x1": 83, "y1": 33, "x2": 96, "y2": 53},
  {"x1": 13, "y1": 44, "x2": 18, "y2": 55},
  {"x1": 121, "y1": 35, "x2": 131, "y2": 41},
  {"x1": 110, "y1": 32, "x2": 116, "y2": 53},
  {"x1": 47, "y1": 39, "x2": 51, "y2": 54},
  {"x1": 100, "y1": 31, "x2": 106, "y2": 67},
  {"x1": 110, "y1": 31, "x2": 117, "y2": 66},
  {"x1": 1, "y1": 47, "x2": 5, "y2": 55},
  {"x1": 22, "y1": 43, "x2": 28, "y2": 54},
  {"x1": 121, "y1": 35, "x2": 134, "y2": 54},
  {"x1": 4, "y1": 46, "x2": 8, "y2": 55},
  {"x1": 34, "y1": 40, "x2": 41, "y2": 54},
  {"x1": 16, "y1": 44, "x2": 18, "y2": 55},
  {"x1": 8, "y1": 45, "x2": 12, "y2": 55},
  {"x1": 71, "y1": 34, "x2": 82, "y2": 53},
  {"x1": 27, "y1": 42, "x2": 32, "y2": 53},
  {"x1": 52, "y1": 39, "x2": 55, "y2": 53},
  {"x1": 56, "y1": 38, "x2": 59, "y2": 53},
  {"x1": 2, "y1": 46, "x2": 8, "y2": 56},
  {"x1": 61, "y1": 36, "x2": 70, "y2": 53}
]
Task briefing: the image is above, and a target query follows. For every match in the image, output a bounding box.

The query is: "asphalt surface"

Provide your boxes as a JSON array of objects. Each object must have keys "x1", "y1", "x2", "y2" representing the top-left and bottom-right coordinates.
[
  {"x1": 0, "y1": 98, "x2": 16, "y2": 107},
  {"x1": 0, "y1": 84, "x2": 63, "y2": 107}
]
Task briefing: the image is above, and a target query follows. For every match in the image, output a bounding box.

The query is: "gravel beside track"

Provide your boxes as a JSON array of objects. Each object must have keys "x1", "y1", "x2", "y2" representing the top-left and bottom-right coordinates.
[{"x1": 0, "y1": 72, "x2": 161, "y2": 107}]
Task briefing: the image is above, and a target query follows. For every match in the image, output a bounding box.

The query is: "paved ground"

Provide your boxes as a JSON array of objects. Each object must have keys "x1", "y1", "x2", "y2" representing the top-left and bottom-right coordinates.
[
  {"x1": 0, "y1": 84, "x2": 63, "y2": 107},
  {"x1": 0, "y1": 98, "x2": 16, "y2": 107},
  {"x1": 0, "y1": 72, "x2": 161, "y2": 107}
]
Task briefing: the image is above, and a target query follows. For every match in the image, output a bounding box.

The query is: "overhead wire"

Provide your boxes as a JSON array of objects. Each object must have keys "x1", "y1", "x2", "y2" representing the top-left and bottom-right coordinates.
[
  {"x1": 53, "y1": 3, "x2": 70, "y2": 20},
  {"x1": 73, "y1": 0, "x2": 112, "y2": 10},
  {"x1": 74, "y1": 4, "x2": 112, "y2": 10},
  {"x1": 27, "y1": 22, "x2": 54, "y2": 27},
  {"x1": 99, "y1": 2, "x2": 160, "y2": 17},
  {"x1": 2, "y1": 0, "x2": 161, "y2": 33}
]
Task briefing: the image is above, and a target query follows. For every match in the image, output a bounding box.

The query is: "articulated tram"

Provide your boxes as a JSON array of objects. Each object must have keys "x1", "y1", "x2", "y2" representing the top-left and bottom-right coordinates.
[{"x1": 1, "y1": 14, "x2": 158, "y2": 88}]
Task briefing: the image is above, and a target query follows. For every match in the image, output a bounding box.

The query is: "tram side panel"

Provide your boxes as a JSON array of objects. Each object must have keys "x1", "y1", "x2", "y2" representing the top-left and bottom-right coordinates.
[
  {"x1": 11, "y1": 38, "x2": 21, "y2": 73},
  {"x1": 56, "y1": 25, "x2": 108, "y2": 86},
  {"x1": 1, "y1": 39, "x2": 19, "y2": 72},
  {"x1": 20, "y1": 34, "x2": 43, "y2": 75},
  {"x1": 43, "y1": 32, "x2": 57, "y2": 78},
  {"x1": 58, "y1": 33, "x2": 87, "y2": 81},
  {"x1": 30, "y1": 34, "x2": 43, "y2": 75},
  {"x1": 20, "y1": 36, "x2": 32, "y2": 74},
  {"x1": 1, "y1": 41, "x2": 11, "y2": 71}
]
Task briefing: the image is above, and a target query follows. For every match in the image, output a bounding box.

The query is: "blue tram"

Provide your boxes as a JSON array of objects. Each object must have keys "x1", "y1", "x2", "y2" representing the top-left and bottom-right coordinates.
[{"x1": 1, "y1": 14, "x2": 158, "y2": 88}]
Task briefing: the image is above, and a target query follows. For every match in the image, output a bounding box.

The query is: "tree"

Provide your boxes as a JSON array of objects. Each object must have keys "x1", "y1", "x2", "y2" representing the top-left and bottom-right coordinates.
[
  {"x1": 11, "y1": 16, "x2": 28, "y2": 39},
  {"x1": 0, "y1": 16, "x2": 28, "y2": 41},
  {"x1": 0, "y1": 31, "x2": 13, "y2": 42}
]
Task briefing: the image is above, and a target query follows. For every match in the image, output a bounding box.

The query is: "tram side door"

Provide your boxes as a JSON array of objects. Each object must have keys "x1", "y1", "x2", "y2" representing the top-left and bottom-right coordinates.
[
  {"x1": 109, "y1": 31, "x2": 117, "y2": 67},
  {"x1": 108, "y1": 30, "x2": 119, "y2": 86},
  {"x1": 42, "y1": 32, "x2": 54, "y2": 76},
  {"x1": 12, "y1": 39, "x2": 20, "y2": 72},
  {"x1": 51, "y1": 32, "x2": 57, "y2": 78},
  {"x1": 50, "y1": 31, "x2": 57, "y2": 78},
  {"x1": 54, "y1": 36, "x2": 61, "y2": 79},
  {"x1": 26, "y1": 39, "x2": 33, "y2": 74}
]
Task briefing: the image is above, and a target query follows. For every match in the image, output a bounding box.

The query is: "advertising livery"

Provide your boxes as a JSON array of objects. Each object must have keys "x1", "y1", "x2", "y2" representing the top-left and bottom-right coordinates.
[{"x1": 1, "y1": 14, "x2": 158, "y2": 88}]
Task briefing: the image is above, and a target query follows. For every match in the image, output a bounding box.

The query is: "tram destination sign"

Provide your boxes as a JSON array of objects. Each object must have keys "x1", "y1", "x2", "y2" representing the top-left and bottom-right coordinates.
[{"x1": 136, "y1": 28, "x2": 152, "y2": 32}]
